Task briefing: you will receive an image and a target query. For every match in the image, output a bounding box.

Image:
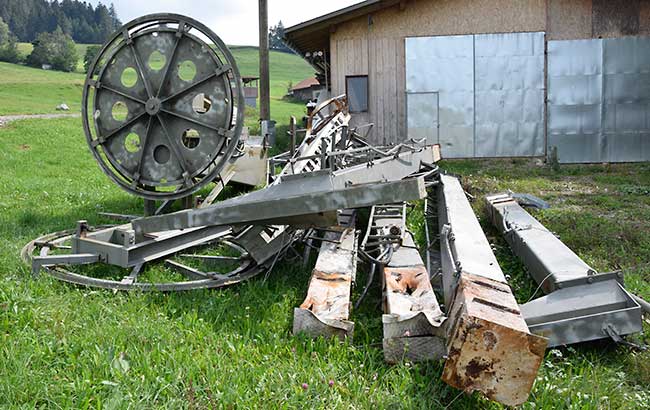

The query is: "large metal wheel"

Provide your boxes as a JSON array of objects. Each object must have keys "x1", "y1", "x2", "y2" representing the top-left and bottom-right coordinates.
[
  {"x1": 82, "y1": 14, "x2": 245, "y2": 200},
  {"x1": 21, "y1": 228, "x2": 263, "y2": 292}
]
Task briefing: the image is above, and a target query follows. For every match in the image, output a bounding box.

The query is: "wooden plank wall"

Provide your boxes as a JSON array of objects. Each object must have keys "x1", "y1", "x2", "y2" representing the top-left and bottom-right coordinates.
[
  {"x1": 329, "y1": 0, "x2": 547, "y2": 145},
  {"x1": 328, "y1": 0, "x2": 650, "y2": 145},
  {"x1": 331, "y1": 32, "x2": 371, "y2": 134}
]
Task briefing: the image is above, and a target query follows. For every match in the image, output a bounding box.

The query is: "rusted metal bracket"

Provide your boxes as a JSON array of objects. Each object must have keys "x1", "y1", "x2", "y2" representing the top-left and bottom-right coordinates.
[
  {"x1": 293, "y1": 211, "x2": 357, "y2": 340},
  {"x1": 437, "y1": 175, "x2": 547, "y2": 407},
  {"x1": 485, "y1": 193, "x2": 644, "y2": 347}
]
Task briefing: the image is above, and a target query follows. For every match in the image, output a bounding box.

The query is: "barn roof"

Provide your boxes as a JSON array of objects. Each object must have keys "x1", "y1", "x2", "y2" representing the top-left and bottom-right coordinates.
[
  {"x1": 292, "y1": 78, "x2": 321, "y2": 91},
  {"x1": 284, "y1": 0, "x2": 402, "y2": 66}
]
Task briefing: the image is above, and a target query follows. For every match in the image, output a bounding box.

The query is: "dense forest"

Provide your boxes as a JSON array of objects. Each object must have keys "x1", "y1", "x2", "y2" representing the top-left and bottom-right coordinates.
[{"x1": 0, "y1": 0, "x2": 121, "y2": 44}]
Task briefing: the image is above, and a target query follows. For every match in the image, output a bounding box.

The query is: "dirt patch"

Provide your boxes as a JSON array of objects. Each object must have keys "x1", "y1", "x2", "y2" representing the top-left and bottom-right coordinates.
[{"x1": 18, "y1": 144, "x2": 30, "y2": 151}]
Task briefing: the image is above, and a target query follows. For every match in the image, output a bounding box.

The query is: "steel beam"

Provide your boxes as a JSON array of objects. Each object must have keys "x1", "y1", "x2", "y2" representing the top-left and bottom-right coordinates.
[
  {"x1": 32, "y1": 253, "x2": 100, "y2": 275},
  {"x1": 293, "y1": 211, "x2": 357, "y2": 340},
  {"x1": 72, "y1": 224, "x2": 231, "y2": 268},
  {"x1": 131, "y1": 171, "x2": 428, "y2": 236},
  {"x1": 382, "y1": 231, "x2": 446, "y2": 363},
  {"x1": 485, "y1": 193, "x2": 643, "y2": 347},
  {"x1": 437, "y1": 176, "x2": 547, "y2": 407}
]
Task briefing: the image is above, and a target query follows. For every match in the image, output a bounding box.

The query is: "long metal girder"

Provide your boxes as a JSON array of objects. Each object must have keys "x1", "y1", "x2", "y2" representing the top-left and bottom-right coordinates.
[
  {"x1": 485, "y1": 193, "x2": 643, "y2": 347},
  {"x1": 131, "y1": 146, "x2": 436, "y2": 236},
  {"x1": 293, "y1": 211, "x2": 357, "y2": 340},
  {"x1": 436, "y1": 175, "x2": 547, "y2": 407},
  {"x1": 71, "y1": 223, "x2": 232, "y2": 268},
  {"x1": 367, "y1": 203, "x2": 446, "y2": 364}
]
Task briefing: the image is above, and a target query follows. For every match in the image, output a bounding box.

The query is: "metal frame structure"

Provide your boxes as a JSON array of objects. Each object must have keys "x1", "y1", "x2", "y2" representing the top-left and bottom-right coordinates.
[
  {"x1": 293, "y1": 210, "x2": 358, "y2": 340},
  {"x1": 436, "y1": 175, "x2": 547, "y2": 406},
  {"x1": 485, "y1": 193, "x2": 644, "y2": 347},
  {"x1": 22, "y1": 12, "x2": 650, "y2": 408},
  {"x1": 361, "y1": 202, "x2": 446, "y2": 363}
]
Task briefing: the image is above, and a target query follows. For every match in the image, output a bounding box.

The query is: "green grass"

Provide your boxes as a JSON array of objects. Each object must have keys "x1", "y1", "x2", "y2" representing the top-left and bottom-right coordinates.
[
  {"x1": 18, "y1": 42, "x2": 95, "y2": 72},
  {"x1": 0, "y1": 62, "x2": 85, "y2": 115},
  {"x1": 0, "y1": 118, "x2": 649, "y2": 408},
  {"x1": 6, "y1": 45, "x2": 314, "y2": 132}
]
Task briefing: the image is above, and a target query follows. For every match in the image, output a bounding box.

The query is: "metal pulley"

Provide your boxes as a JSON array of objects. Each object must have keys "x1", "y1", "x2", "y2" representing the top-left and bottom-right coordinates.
[{"x1": 82, "y1": 13, "x2": 245, "y2": 200}]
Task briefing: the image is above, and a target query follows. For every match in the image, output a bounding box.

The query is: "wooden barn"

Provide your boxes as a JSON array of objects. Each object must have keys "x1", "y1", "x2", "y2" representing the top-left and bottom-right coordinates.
[{"x1": 285, "y1": 0, "x2": 650, "y2": 163}]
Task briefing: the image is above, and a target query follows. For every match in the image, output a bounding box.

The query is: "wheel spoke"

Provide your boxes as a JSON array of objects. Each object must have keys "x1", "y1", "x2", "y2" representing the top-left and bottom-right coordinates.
[
  {"x1": 92, "y1": 111, "x2": 147, "y2": 147},
  {"x1": 155, "y1": 114, "x2": 193, "y2": 181},
  {"x1": 160, "y1": 108, "x2": 225, "y2": 134},
  {"x1": 155, "y1": 25, "x2": 184, "y2": 98},
  {"x1": 127, "y1": 40, "x2": 154, "y2": 98},
  {"x1": 121, "y1": 263, "x2": 143, "y2": 285},
  {"x1": 160, "y1": 64, "x2": 229, "y2": 103},
  {"x1": 100, "y1": 84, "x2": 147, "y2": 105},
  {"x1": 133, "y1": 116, "x2": 154, "y2": 182}
]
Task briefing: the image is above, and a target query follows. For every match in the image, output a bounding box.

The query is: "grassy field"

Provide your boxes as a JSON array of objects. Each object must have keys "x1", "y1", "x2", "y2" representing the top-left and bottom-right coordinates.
[
  {"x1": 0, "y1": 115, "x2": 649, "y2": 408},
  {"x1": 17, "y1": 42, "x2": 96, "y2": 72},
  {"x1": 6, "y1": 44, "x2": 313, "y2": 133},
  {"x1": 2, "y1": 39, "x2": 650, "y2": 409}
]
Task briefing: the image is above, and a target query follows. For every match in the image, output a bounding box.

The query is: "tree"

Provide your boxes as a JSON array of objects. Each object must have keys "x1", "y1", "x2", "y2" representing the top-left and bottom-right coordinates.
[
  {"x1": 0, "y1": 16, "x2": 20, "y2": 63},
  {"x1": 84, "y1": 44, "x2": 101, "y2": 73},
  {"x1": 27, "y1": 27, "x2": 79, "y2": 72},
  {"x1": 0, "y1": 0, "x2": 122, "y2": 44},
  {"x1": 269, "y1": 21, "x2": 293, "y2": 54}
]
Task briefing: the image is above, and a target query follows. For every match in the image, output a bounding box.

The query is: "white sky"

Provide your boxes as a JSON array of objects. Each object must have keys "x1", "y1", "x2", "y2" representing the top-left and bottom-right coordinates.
[{"x1": 87, "y1": 0, "x2": 360, "y2": 45}]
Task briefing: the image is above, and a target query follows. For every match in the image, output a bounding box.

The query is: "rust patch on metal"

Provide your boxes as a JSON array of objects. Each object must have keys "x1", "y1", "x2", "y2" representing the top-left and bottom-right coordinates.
[
  {"x1": 442, "y1": 272, "x2": 548, "y2": 406},
  {"x1": 294, "y1": 225, "x2": 357, "y2": 340},
  {"x1": 299, "y1": 270, "x2": 352, "y2": 314},
  {"x1": 384, "y1": 266, "x2": 432, "y2": 298}
]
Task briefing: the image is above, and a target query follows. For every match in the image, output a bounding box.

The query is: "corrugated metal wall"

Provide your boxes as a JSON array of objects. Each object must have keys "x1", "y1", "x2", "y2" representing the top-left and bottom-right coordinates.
[
  {"x1": 405, "y1": 32, "x2": 545, "y2": 158},
  {"x1": 548, "y1": 36, "x2": 650, "y2": 163}
]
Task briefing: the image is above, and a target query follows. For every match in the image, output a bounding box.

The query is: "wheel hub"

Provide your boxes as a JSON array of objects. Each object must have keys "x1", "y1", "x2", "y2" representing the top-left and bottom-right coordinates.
[{"x1": 145, "y1": 97, "x2": 161, "y2": 115}]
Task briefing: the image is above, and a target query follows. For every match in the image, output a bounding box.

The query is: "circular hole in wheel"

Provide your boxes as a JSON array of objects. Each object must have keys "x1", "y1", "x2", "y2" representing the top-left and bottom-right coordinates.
[
  {"x1": 178, "y1": 60, "x2": 196, "y2": 82},
  {"x1": 182, "y1": 129, "x2": 200, "y2": 149},
  {"x1": 153, "y1": 144, "x2": 171, "y2": 164},
  {"x1": 111, "y1": 101, "x2": 128, "y2": 121},
  {"x1": 124, "y1": 132, "x2": 141, "y2": 153},
  {"x1": 192, "y1": 93, "x2": 212, "y2": 114},
  {"x1": 148, "y1": 50, "x2": 166, "y2": 71},
  {"x1": 121, "y1": 67, "x2": 137, "y2": 87}
]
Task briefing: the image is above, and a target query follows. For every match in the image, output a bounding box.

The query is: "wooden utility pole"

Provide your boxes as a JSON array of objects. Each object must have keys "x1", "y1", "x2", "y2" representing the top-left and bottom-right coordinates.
[{"x1": 259, "y1": 0, "x2": 270, "y2": 122}]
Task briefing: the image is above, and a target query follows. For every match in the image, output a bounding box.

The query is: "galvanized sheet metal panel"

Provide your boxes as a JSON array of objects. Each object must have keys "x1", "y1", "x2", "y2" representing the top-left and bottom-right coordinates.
[
  {"x1": 603, "y1": 37, "x2": 650, "y2": 162},
  {"x1": 548, "y1": 36, "x2": 650, "y2": 163},
  {"x1": 406, "y1": 33, "x2": 545, "y2": 158},
  {"x1": 406, "y1": 92, "x2": 439, "y2": 145},
  {"x1": 547, "y1": 39, "x2": 604, "y2": 163},
  {"x1": 475, "y1": 32, "x2": 545, "y2": 157},
  {"x1": 406, "y1": 35, "x2": 474, "y2": 158}
]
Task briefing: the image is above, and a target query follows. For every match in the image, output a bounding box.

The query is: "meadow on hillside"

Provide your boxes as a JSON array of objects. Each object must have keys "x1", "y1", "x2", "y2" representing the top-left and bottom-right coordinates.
[{"x1": 6, "y1": 44, "x2": 315, "y2": 134}]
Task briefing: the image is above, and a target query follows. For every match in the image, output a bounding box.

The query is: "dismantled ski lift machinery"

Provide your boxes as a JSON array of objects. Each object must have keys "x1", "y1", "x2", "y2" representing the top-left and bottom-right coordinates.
[{"x1": 21, "y1": 14, "x2": 650, "y2": 407}]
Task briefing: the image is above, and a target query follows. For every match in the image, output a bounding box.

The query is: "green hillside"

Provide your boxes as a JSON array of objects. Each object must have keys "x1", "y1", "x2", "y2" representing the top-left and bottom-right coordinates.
[
  {"x1": 7, "y1": 44, "x2": 315, "y2": 130},
  {"x1": 17, "y1": 42, "x2": 96, "y2": 72}
]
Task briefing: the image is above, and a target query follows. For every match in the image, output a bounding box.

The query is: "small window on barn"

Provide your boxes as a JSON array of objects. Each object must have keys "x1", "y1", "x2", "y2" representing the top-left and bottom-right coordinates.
[{"x1": 346, "y1": 75, "x2": 368, "y2": 113}]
